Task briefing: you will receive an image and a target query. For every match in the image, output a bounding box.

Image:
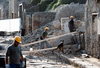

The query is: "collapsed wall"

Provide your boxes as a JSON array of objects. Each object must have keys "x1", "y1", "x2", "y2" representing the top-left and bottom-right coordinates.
[
  {"x1": 21, "y1": 22, "x2": 54, "y2": 44},
  {"x1": 21, "y1": 3, "x2": 85, "y2": 50}
]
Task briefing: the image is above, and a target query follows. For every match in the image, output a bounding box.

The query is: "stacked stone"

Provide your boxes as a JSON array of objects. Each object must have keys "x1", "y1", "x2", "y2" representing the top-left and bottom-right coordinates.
[
  {"x1": 85, "y1": 0, "x2": 100, "y2": 58},
  {"x1": 26, "y1": 15, "x2": 32, "y2": 34}
]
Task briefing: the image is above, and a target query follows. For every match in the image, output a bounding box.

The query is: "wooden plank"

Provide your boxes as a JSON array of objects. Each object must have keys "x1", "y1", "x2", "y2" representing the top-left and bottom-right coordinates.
[
  {"x1": 21, "y1": 31, "x2": 77, "y2": 47},
  {"x1": 0, "y1": 47, "x2": 57, "y2": 54},
  {"x1": 22, "y1": 47, "x2": 57, "y2": 54}
]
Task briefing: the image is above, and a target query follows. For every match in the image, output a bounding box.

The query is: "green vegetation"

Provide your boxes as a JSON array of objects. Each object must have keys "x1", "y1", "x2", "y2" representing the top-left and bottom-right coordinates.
[
  {"x1": 38, "y1": 0, "x2": 53, "y2": 11},
  {"x1": 30, "y1": 0, "x2": 86, "y2": 11},
  {"x1": 30, "y1": 0, "x2": 41, "y2": 6}
]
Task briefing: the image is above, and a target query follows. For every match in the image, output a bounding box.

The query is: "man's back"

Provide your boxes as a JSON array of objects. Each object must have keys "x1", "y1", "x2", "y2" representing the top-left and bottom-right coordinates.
[{"x1": 69, "y1": 19, "x2": 74, "y2": 27}]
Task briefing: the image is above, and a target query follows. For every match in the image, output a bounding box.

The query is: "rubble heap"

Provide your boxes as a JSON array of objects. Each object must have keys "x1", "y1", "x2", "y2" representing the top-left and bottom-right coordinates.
[
  {"x1": 21, "y1": 3, "x2": 85, "y2": 51},
  {"x1": 21, "y1": 22, "x2": 54, "y2": 44},
  {"x1": 51, "y1": 3, "x2": 85, "y2": 21}
]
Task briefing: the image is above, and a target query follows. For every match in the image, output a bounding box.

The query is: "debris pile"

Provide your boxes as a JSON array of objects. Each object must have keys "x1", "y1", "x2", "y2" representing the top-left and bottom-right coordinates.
[
  {"x1": 0, "y1": 46, "x2": 5, "y2": 50},
  {"x1": 52, "y1": 20, "x2": 61, "y2": 30},
  {"x1": 19, "y1": 3, "x2": 85, "y2": 53},
  {"x1": 21, "y1": 3, "x2": 85, "y2": 45},
  {"x1": 1, "y1": 40, "x2": 13, "y2": 44},
  {"x1": 64, "y1": 44, "x2": 80, "y2": 55},
  {"x1": 21, "y1": 22, "x2": 54, "y2": 44},
  {"x1": 75, "y1": 20, "x2": 85, "y2": 32},
  {"x1": 51, "y1": 3, "x2": 85, "y2": 21}
]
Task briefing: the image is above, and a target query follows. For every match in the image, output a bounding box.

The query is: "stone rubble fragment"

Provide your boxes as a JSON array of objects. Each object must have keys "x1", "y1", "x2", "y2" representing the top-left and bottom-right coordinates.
[{"x1": 52, "y1": 20, "x2": 61, "y2": 30}]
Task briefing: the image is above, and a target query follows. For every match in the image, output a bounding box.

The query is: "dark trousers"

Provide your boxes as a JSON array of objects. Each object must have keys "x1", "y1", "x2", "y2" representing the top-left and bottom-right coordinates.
[
  {"x1": 69, "y1": 26, "x2": 75, "y2": 32},
  {"x1": 10, "y1": 63, "x2": 21, "y2": 68}
]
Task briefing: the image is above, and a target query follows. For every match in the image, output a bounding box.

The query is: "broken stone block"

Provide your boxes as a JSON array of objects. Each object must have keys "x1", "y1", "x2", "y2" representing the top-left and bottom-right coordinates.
[
  {"x1": 52, "y1": 20, "x2": 61, "y2": 30},
  {"x1": 53, "y1": 34, "x2": 72, "y2": 47},
  {"x1": 82, "y1": 54, "x2": 90, "y2": 58},
  {"x1": 74, "y1": 20, "x2": 82, "y2": 29},
  {"x1": 75, "y1": 21, "x2": 85, "y2": 32}
]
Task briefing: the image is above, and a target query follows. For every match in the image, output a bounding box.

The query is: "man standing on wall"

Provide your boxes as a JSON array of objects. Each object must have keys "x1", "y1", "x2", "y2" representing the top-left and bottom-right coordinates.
[
  {"x1": 5, "y1": 36, "x2": 25, "y2": 68},
  {"x1": 40, "y1": 27, "x2": 50, "y2": 49},
  {"x1": 68, "y1": 16, "x2": 76, "y2": 32}
]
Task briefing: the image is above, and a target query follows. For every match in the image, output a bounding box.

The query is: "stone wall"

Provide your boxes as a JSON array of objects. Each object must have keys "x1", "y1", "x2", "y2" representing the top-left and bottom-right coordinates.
[
  {"x1": 26, "y1": 15, "x2": 32, "y2": 34},
  {"x1": 9, "y1": 0, "x2": 18, "y2": 19},
  {"x1": 32, "y1": 12, "x2": 56, "y2": 31},
  {"x1": 85, "y1": 0, "x2": 100, "y2": 58},
  {"x1": 22, "y1": 12, "x2": 26, "y2": 29},
  {"x1": 0, "y1": 1, "x2": 9, "y2": 19}
]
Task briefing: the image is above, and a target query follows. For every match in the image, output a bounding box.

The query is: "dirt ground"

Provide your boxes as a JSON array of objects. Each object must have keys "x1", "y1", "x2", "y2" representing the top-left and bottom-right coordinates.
[
  {"x1": 25, "y1": 51, "x2": 75, "y2": 68},
  {"x1": 0, "y1": 36, "x2": 75, "y2": 68}
]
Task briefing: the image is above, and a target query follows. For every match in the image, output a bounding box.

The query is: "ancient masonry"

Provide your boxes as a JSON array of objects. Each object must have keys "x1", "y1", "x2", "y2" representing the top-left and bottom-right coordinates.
[
  {"x1": 8, "y1": 0, "x2": 56, "y2": 35},
  {"x1": 0, "y1": 1, "x2": 9, "y2": 19},
  {"x1": 32, "y1": 12, "x2": 56, "y2": 31},
  {"x1": 9, "y1": 0, "x2": 18, "y2": 19},
  {"x1": 85, "y1": 0, "x2": 100, "y2": 58}
]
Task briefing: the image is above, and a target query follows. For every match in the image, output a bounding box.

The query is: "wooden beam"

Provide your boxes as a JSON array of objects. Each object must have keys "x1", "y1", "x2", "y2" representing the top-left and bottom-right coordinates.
[
  {"x1": 22, "y1": 47, "x2": 57, "y2": 54},
  {"x1": 21, "y1": 31, "x2": 77, "y2": 47},
  {"x1": 0, "y1": 47, "x2": 57, "y2": 54}
]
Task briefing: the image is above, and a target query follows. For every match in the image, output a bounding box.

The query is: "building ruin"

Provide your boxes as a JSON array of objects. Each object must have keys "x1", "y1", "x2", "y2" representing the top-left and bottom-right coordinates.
[
  {"x1": 8, "y1": 0, "x2": 56, "y2": 35},
  {"x1": 85, "y1": 0, "x2": 100, "y2": 58}
]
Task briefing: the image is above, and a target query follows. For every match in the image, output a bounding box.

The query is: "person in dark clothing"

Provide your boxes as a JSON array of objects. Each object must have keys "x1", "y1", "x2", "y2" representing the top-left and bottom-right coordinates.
[
  {"x1": 40, "y1": 27, "x2": 50, "y2": 49},
  {"x1": 5, "y1": 36, "x2": 25, "y2": 68},
  {"x1": 68, "y1": 16, "x2": 76, "y2": 32}
]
